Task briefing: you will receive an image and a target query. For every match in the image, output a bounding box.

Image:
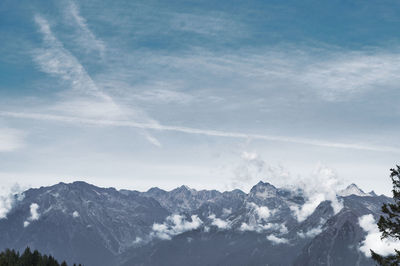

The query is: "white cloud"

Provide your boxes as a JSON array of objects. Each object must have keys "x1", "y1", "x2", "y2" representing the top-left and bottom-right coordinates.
[
  {"x1": 50, "y1": 98, "x2": 124, "y2": 120},
  {"x1": 133, "y1": 237, "x2": 142, "y2": 244},
  {"x1": 299, "y1": 51, "x2": 400, "y2": 101},
  {"x1": 133, "y1": 88, "x2": 194, "y2": 105},
  {"x1": 24, "y1": 203, "x2": 40, "y2": 227},
  {"x1": 72, "y1": 211, "x2": 80, "y2": 218},
  {"x1": 239, "y1": 222, "x2": 256, "y2": 232},
  {"x1": 0, "y1": 128, "x2": 24, "y2": 152},
  {"x1": 247, "y1": 202, "x2": 273, "y2": 222},
  {"x1": 267, "y1": 234, "x2": 289, "y2": 245},
  {"x1": 32, "y1": 14, "x2": 162, "y2": 147},
  {"x1": 32, "y1": 14, "x2": 156, "y2": 125},
  {"x1": 151, "y1": 214, "x2": 203, "y2": 240},
  {"x1": 142, "y1": 48, "x2": 400, "y2": 102},
  {"x1": 231, "y1": 154, "x2": 265, "y2": 190},
  {"x1": 231, "y1": 155, "x2": 343, "y2": 222},
  {"x1": 11, "y1": 23, "x2": 400, "y2": 153},
  {"x1": 29, "y1": 203, "x2": 40, "y2": 220},
  {"x1": 208, "y1": 214, "x2": 231, "y2": 229},
  {"x1": 0, "y1": 184, "x2": 24, "y2": 219},
  {"x1": 290, "y1": 165, "x2": 343, "y2": 222},
  {"x1": 359, "y1": 214, "x2": 400, "y2": 257},
  {"x1": 240, "y1": 222, "x2": 287, "y2": 234},
  {"x1": 170, "y1": 12, "x2": 246, "y2": 38},
  {"x1": 255, "y1": 205, "x2": 272, "y2": 221},
  {"x1": 141, "y1": 131, "x2": 162, "y2": 147},
  {"x1": 64, "y1": 1, "x2": 105, "y2": 56},
  {"x1": 0, "y1": 195, "x2": 14, "y2": 220},
  {"x1": 33, "y1": 15, "x2": 123, "y2": 119},
  {"x1": 241, "y1": 151, "x2": 259, "y2": 161},
  {"x1": 231, "y1": 152, "x2": 292, "y2": 190},
  {"x1": 297, "y1": 226, "x2": 323, "y2": 238},
  {"x1": 279, "y1": 224, "x2": 289, "y2": 234},
  {"x1": 33, "y1": 15, "x2": 108, "y2": 100},
  {"x1": 103, "y1": 47, "x2": 400, "y2": 110},
  {"x1": 239, "y1": 203, "x2": 288, "y2": 234},
  {"x1": 2, "y1": 110, "x2": 399, "y2": 154}
]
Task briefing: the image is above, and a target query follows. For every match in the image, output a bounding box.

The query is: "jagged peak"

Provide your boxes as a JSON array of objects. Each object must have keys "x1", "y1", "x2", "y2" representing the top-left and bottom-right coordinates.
[
  {"x1": 180, "y1": 185, "x2": 191, "y2": 190},
  {"x1": 338, "y1": 183, "x2": 371, "y2": 197},
  {"x1": 254, "y1": 180, "x2": 273, "y2": 187},
  {"x1": 171, "y1": 185, "x2": 196, "y2": 193},
  {"x1": 251, "y1": 181, "x2": 277, "y2": 190},
  {"x1": 249, "y1": 180, "x2": 277, "y2": 199}
]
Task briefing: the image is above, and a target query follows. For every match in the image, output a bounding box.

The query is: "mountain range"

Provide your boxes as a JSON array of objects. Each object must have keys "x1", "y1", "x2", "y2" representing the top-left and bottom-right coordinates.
[{"x1": 0, "y1": 180, "x2": 391, "y2": 266}]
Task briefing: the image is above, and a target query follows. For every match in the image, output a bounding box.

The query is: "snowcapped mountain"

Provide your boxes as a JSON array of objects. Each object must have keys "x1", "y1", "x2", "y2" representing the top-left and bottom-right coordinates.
[
  {"x1": 0, "y1": 181, "x2": 392, "y2": 266},
  {"x1": 337, "y1": 184, "x2": 375, "y2": 197}
]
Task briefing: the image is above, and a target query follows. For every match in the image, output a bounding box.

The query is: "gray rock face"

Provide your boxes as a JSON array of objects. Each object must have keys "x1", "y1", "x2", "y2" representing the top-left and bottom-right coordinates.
[
  {"x1": 338, "y1": 184, "x2": 374, "y2": 197},
  {"x1": 0, "y1": 181, "x2": 392, "y2": 266},
  {"x1": 0, "y1": 182, "x2": 169, "y2": 266}
]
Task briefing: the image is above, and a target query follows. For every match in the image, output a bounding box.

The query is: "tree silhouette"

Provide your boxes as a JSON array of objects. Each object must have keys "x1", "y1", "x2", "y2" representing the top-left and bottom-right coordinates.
[
  {"x1": 0, "y1": 247, "x2": 81, "y2": 266},
  {"x1": 372, "y1": 166, "x2": 400, "y2": 265}
]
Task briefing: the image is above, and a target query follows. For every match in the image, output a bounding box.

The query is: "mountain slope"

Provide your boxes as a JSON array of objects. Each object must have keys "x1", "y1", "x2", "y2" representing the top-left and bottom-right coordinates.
[
  {"x1": 0, "y1": 181, "x2": 392, "y2": 266},
  {"x1": 0, "y1": 182, "x2": 169, "y2": 266}
]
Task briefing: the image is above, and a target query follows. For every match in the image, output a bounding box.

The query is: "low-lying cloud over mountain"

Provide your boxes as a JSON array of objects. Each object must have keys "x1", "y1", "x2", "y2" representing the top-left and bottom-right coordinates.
[
  {"x1": 151, "y1": 214, "x2": 203, "y2": 240},
  {"x1": 358, "y1": 214, "x2": 400, "y2": 257}
]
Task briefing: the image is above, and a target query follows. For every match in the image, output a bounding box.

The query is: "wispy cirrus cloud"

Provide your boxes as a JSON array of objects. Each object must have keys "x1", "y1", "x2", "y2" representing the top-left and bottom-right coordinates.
[
  {"x1": 299, "y1": 51, "x2": 400, "y2": 101},
  {"x1": 33, "y1": 14, "x2": 115, "y2": 105},
  {"x1": 32, "y1": 13, "x2": 161, "y2": 145},
  {"x1": 141, "y1": 131, "x2": 162, "y2": 147},
  {"x1": 106, "y1": 47, "x2": 400, "y2": 103},
  {"x1": 133, "y1": 87, "x2": 194, "y2": 105},
  {"x1": 170, "y1": 12, "x2": 247, "y2": 38},
  {"x1": 64, "y1": 0, "x2": 106, "y2": 56},
  {"x1": 2, "y1": 111, "x2": 399, "y2": 153}
]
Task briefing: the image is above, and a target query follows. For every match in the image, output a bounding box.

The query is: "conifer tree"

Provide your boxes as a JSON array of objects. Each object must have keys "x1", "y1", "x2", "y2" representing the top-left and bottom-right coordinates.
[
  {"x1": 0, "y1": 247, "x2": 81, "y2": 266},
  {"x1": 372, "y1": 165, "x2": 400, "y2": 265}
]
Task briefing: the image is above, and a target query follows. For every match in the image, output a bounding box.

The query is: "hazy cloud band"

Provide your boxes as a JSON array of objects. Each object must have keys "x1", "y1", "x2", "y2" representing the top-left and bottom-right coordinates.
[{"x1": 1, "y1": 111, "x2": 398, "y2": 153}]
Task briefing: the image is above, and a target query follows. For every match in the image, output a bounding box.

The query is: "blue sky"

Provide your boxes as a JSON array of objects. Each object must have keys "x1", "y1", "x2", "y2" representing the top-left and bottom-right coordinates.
[{"x1": 1, "y1": 0, "x2": 400, "y2": 194}]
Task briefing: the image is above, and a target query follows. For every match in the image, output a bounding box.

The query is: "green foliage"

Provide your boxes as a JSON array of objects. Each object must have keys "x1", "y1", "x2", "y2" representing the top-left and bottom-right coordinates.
[
  {"x1": 0, "y1": 247, "x2": 82, "y2": 266},
  {"x1": 372, "y1": 165, "x2": 400, "y2": 265}
]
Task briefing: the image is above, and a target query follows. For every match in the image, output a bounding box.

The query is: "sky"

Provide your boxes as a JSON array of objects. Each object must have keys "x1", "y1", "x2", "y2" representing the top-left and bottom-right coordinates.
[{"x1": 1, "y1": 0, "x2": 400, "y2": 194}]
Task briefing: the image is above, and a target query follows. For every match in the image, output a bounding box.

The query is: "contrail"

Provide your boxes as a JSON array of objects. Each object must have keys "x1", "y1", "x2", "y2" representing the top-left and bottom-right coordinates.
[{"x1": 1, "y1": 111, "x2": 399, "y2": 153}]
